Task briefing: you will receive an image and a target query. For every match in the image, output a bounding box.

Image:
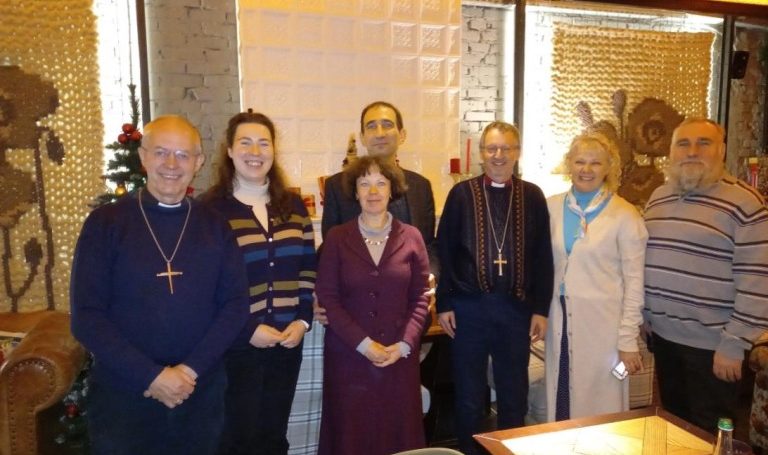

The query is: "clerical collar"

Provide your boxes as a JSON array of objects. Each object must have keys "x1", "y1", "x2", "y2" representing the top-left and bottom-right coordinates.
[
  {"x1": 483, "y1": 175, "x2": 512, "y2": 188},
  {"x1": 140, "y1": 191, "x2": 184, "y2": 208}
]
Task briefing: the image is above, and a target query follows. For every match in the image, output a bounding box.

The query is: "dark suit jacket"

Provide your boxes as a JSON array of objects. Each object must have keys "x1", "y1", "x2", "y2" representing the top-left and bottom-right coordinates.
[{"x1": 321, "y1": 168, "x2": 438, "y2": 274}]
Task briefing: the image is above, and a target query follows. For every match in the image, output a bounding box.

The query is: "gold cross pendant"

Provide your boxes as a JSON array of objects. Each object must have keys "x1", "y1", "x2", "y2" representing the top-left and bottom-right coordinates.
[
  {"x1": 156, "y1": 261, "x2": 183, "y2": 294},
  {"x1": 493, "y1": 251, "x2": 507, "y2": 277}
]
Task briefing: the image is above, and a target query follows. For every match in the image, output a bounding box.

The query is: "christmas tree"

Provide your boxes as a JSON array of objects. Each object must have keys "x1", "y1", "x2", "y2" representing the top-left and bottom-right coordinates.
[
  {"x1": 53, "y1": 356, "x2": 92, "y2": 453},
  {"x1": 92, "y1": 84, "x2": 145, "y2": 207}
]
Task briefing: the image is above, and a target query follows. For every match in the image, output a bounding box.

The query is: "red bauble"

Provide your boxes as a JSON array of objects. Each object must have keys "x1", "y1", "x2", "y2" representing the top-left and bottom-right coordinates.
[
  {"x1": 122, "y1": 123, "x2": 135, "y2": 134},
  {"x1": 65, "y1": 403, "x2": 79, "y2": 418},
  {"x1": 130, "y1": 130, "x2": 142, "y2": 141},
  {"x1": 117, "y1": 133, "x2": 128, "y2": 144},
  {"x1": 186, "y1": 186, "x2": 194, "y2": 196}
]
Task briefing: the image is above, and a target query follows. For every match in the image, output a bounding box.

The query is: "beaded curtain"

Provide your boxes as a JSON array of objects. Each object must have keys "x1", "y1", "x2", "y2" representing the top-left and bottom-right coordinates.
[
  {"x1": 0, "y1": 0, "x2": 103, "y2": 311},
  {"x1": 550, "y1": 23, "x2": 714, "y2": 158}
]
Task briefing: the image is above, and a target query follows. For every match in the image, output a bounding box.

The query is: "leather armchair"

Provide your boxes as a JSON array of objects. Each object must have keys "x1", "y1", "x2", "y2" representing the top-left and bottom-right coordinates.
[{"x1": 0, "y1": 311, "x2": 86, "y2": 455}]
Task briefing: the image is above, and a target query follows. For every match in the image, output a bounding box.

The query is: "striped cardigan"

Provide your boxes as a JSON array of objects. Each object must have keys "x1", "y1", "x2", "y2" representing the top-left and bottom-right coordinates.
[
  {"x1": 204, "y1": 193, "x2": 317, "y2": 348},
  {"x1": 643, "y1": 174, "x2": 768, "y2": 359}
]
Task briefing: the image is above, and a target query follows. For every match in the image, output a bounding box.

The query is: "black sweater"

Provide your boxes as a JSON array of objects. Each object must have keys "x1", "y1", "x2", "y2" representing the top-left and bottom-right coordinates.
[{"x1": 435, "y1": 176, "x2": 554, "y2": 316}]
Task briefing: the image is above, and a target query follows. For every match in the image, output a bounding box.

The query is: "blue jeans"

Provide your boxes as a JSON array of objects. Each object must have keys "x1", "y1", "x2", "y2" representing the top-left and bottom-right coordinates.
[
  {"x1": 87, "y1": 365, "x2": 226, "y2": 455},
  {"x1": 451, "y1": 294, "x2": 532, "y2": 455},
  {"x1": 218, "y1": 343, "x2": 303, "y2": 455}
]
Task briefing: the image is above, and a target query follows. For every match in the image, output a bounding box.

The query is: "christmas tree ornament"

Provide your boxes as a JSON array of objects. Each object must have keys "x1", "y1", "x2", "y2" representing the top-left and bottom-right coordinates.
[{"x1": 92, "y1": 84, "x2": 146, "y2": 207}]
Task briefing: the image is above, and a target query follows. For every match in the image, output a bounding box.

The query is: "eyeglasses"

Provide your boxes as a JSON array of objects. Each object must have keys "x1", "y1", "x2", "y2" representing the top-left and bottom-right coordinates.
[
  {"x1": 481, "y1": 145, "x2": 518, "y2": 155},
  {"x1": 143, "y1": 147, "x2": 197, "y2": 162}
]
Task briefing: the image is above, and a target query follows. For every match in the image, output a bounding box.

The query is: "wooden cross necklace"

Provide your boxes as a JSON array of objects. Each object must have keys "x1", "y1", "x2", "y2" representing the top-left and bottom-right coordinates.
[
  {"x1": 483, "y1": 182, "x2": 514, "y2": 277},
  {"x1": 138, "y1": 189, "x2": 191, "y2": 294}
]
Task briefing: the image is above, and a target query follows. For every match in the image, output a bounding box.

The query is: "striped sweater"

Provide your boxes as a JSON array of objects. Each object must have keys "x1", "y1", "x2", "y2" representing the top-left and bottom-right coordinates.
[
  {"x1": 204, "y1": 193, "x2": 317, "y2": 348},
  {"x1": 644, "y1": 174, "x2": 768, "y2": 359}
]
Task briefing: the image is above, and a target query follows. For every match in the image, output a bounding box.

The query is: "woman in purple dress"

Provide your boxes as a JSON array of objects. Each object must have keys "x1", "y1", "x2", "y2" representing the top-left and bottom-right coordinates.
[{"x1": 316, "y1": 155, "x2": 430, "y2": 455}]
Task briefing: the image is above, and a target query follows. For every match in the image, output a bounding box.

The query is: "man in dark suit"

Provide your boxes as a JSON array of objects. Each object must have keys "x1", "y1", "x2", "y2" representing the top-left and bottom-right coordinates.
[{"x1": 321, "y1": 101, "x2": 437, "y2": 269}]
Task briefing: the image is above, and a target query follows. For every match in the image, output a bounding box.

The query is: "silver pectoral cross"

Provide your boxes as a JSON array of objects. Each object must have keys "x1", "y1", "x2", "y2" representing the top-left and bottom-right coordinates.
[
  {"x1": 157, "y1": 261, "x2": 183, "y2": 294},
  {"x1": 493, "y1": 250, "x2": 507, "y2": 277}
]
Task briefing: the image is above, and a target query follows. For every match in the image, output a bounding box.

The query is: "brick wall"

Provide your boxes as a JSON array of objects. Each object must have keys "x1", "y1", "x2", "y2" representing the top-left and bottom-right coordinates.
[
  {"x1": 461, "y1": 5, "x2": 505, "y2": 141},
  {"x1": 727, "y1": 27, "x2": 767, "y2": 176},
  {"x1": 144, "y1": 0, "x2": 240, "y2": 191},
  {"x1": 140, "y1": 2, "x2": 752, "y2": 193}
]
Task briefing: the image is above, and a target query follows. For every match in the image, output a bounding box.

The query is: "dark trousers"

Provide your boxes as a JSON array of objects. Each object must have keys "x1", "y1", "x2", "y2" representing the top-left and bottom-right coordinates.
[
  {"x1": 452, "y1": 295, "x2": 532, "y2": 455},
  {"x1": 87, "y1": 365, "x2": 227, "y2": 455},
  {"x1": 219, "y1": 342, "x2": 303, "y2": 455},
  {"x1": 653, "y1": 332, "x2": 740, "y2": 433}
]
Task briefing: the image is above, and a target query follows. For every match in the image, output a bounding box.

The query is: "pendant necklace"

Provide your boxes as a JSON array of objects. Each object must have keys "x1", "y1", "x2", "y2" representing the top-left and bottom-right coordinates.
[
  {"x1": 138, "y1": 189, "x2": 192, "y2": 294},
  {"x1": 362, "y1": 235, "x2": 389, "y2": 246},
  {"x1": 483, "y1": 183, "x2": 514, "y2": 277}
]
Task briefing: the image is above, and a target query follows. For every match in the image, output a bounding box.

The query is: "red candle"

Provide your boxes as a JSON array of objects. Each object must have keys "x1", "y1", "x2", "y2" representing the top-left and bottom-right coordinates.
[
  {"x1": 450, "y1": 158, "x2": 460, "y2": 174},
  {"x1": 465, "y1": 138, "x2": 471, "y2": 173}
]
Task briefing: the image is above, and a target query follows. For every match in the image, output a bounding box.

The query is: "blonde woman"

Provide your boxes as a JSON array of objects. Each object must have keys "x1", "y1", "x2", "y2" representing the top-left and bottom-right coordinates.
[{"x1": 545, "y1": 132, "x2": 648, "y2": 421}]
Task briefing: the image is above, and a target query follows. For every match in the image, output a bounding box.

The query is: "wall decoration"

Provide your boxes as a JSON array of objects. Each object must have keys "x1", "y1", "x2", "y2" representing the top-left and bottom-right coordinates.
[
  {"x1": 0, "y1": 0, "x2": 103, "y2": 311},
  {"x1": 549, "y1": 22, "x2": 714, "y2": 205},
  {"x1": 577, "y1": 92, "x2": 684, "y2": 209},
  {"x1": 0, "y1": 66, "x2": 63, "y2": 311}
]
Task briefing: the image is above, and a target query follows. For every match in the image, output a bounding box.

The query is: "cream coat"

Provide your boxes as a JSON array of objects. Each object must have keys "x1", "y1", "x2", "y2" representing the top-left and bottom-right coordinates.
[{"x1": 545, "y1": 192, "x2": 648, "y2": 421}]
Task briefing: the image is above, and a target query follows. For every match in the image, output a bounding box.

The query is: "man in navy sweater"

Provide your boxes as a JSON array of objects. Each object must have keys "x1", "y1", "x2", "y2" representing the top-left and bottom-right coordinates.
[{"x1": 70, "y1": 115, "x2": 249, "y2": 454}]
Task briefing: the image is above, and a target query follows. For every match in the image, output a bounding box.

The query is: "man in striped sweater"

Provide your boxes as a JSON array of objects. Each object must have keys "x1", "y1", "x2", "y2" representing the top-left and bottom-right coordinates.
[{"x1": 644, "y1": 117, "x2": 768, "y2": 432}]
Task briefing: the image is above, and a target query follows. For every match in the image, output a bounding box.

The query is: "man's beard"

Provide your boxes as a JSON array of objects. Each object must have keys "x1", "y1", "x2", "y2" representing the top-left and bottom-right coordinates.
[{"x1": 666, "y1": 159, "x2": 724, "y2": 193}]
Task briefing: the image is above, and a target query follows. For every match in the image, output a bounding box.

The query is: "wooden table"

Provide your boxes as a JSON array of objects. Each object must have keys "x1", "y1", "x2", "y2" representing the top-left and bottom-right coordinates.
[{"x1": 474, "y1": 407, "x2": 716, "y2": 455}]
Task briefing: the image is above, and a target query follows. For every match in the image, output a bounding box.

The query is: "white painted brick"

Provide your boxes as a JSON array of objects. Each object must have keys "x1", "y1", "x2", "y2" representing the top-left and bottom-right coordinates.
[
  {"x1": 202, "y1": 0, "x2": 234, "y2": 12},
  {"x1": 462, "y1": 7, "x2": 483, "y2": 18},
  {"x1": 187, "y1": 87, "x2": 214, "y2": 102},
  {"x1": 468, "y1": 18, "x2": 487, "y2": 31},
  {"x1": 482, "y1": 29, "x2": 499, "y2": 42},
  {"x1": 465, "y1": 111, "x2": 496, "y2": 122},
  {"x1": 160, "y1": 47, "x2": 206, "y2": 62},
  {"x1": 484, "y1": 53, "x2": 498, "y2": 66},
  {"x1": 188, "y1": 8, "x2": 227, "y2": 24},
  {"x1": 151, "y1": 58, "x2": 188, "y2": 75},
  {"x1": 203, "y1": 74, "x2": 239, "y2": 87},
  {"x1": 467, "y1": 88, "x2": 497, "y2": 100},
  {"x1": 461, "y1": 99, "x2": 487, "y2": 111},
  {"x1": 462, "y1": 53, "x2": 483, "y2": 66},
  {"x1": 186, "y1": 60, "x2": 237, "y2": 75},
  {"x1": 468, "y1": 42, "x2": 490, "y2": 54},
  {"x1": 150, "y1": 31, "x2": 187, "y2": 47},
  {"x1": 463, "y1": 75, "x2": 479, "y2": 87},
  {"x1": 151, "y1": 86, "x2": 186, "y2": 100},
  {"x1": 171, "y1": 0, "x2": 202, "y2": 7},
  {"x1": 474, "y1": 66, "x2": 498, "y2": 80},
  {"x1": 463, "y1": 30, "x2": 481, "y2": 43},
  {"x1": 157, "y1": 73, "x2": 204, "y2": 87},
  {"x1": 149, "y1": 5, "x2": 189, "y2": 20},
  {"x1": 204, "y1": 49, "x2": 236, "y2": 68},
  {"x1": 187, "y1": 34, "x2": 231, "y2": 50},
  {"x1": 202, "y1": 21, "x2": 227, "y2": 36}
]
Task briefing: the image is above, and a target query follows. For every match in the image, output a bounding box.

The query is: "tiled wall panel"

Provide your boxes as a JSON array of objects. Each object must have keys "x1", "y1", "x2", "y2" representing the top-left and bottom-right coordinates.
[{"x1": 238, "y1": 0, "x2": 461, "y2": 212}]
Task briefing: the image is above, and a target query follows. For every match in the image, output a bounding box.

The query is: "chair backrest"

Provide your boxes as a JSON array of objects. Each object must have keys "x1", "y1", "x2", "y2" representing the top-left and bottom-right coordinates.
[{"x1": 391, "y1": 448, "x2": 464, "y2": 455}]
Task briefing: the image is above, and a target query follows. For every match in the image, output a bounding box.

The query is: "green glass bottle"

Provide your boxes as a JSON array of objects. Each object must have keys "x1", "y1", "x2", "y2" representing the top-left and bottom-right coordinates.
[{"x1": 712, "y1": 417, "x2": 733, "y2": 455}]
